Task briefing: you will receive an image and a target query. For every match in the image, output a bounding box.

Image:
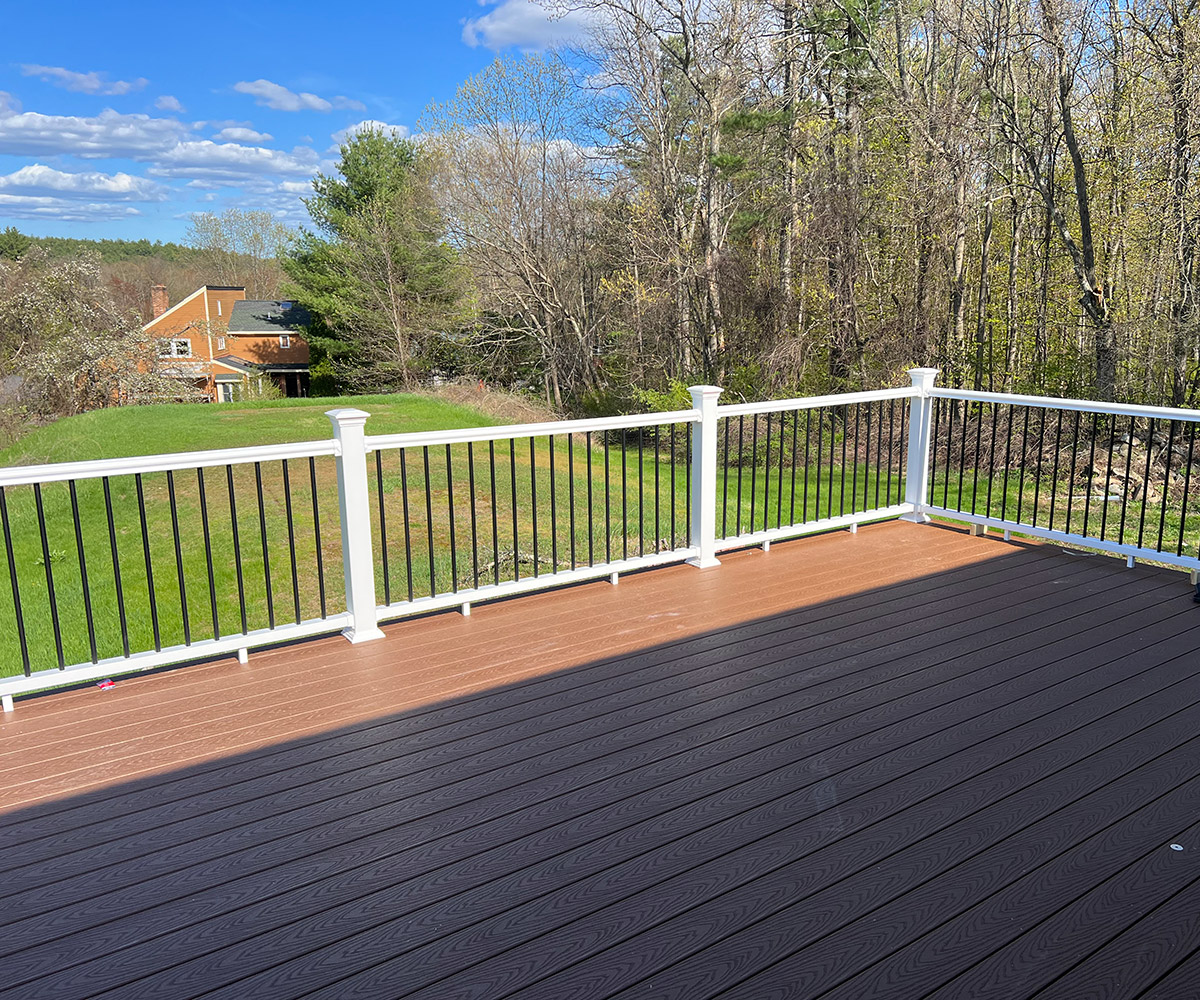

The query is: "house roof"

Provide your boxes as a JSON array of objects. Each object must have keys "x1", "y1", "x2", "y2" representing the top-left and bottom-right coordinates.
[
  {"x1": 141, "y1": 285, "x2": 247, "y2": 333},
  {"x1": 228, "y1": 299, "x2": 310, "y2": 334}
]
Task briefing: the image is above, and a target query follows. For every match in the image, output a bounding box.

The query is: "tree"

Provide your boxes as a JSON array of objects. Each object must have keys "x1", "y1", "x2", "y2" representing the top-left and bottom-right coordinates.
[
  {"x1": 423, "y1": 54, "x2": 609, "y2": 407},
  {"x1": 283, "y1": 129, "x2": 465, "y2": 389},
  {"x1": 0, "y1": 226, "x2": 31, "y2": 261},
  {"x1": 0, "y1": 250, "x2": 200, "y2": 417},
  {"x1": 185, "y1": 209, "x2": 290, "y2": 299}
]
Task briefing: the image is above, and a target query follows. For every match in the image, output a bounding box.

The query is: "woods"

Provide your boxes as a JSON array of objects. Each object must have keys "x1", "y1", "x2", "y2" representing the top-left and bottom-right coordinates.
[{"x1": 377, "y1": 0, "x2": 1199, "y2": 410}]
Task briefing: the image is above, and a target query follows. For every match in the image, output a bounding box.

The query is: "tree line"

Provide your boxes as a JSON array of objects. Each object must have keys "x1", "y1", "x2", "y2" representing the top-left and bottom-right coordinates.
[{"x1": 287, "y1": 0, "x2": 1198, "y2": 411}]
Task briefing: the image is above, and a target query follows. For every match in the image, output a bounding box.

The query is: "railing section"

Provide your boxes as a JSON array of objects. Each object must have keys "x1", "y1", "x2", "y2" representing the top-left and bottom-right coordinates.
[
  {"x1": 713, "y1": 387, "x2": 917, "y2": 550},
  {"x1": 921, "y1": 388, "x2": 1200, "y2": 572},
  {"x1": 0, "y1": 441, "x2": 349, "y2": 696},
  {"x1": 363, "y1": 409, "x2": 701, "y2": 619}
]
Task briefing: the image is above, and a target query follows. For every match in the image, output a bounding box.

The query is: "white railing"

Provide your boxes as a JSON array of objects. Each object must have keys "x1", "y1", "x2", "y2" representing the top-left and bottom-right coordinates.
[{"x1": 2, "y1": 367, "x2": 1197, "y2": 709}]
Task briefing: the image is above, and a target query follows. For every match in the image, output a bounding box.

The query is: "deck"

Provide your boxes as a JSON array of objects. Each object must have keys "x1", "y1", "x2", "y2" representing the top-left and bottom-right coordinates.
[{"x1": 2, "y1": 519, "x2": 1200, "y2": 999}]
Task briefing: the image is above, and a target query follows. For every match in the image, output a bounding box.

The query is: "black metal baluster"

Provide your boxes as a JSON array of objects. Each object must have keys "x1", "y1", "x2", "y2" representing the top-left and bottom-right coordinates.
[
  {"x1": 801, "y1": 409, "x2": 811, "y2": 522},
  {"x1": 1063, "y1": 411, "x2": 1081, "y2": 536},
  {"x1": 1031, "y1": 410, "x2": 1047, "y2": 527},
  {"x1": 669, "y1": 425, "x2": 676, "y2": 547},
  {"x1": 1119, "y1": 416, "x2": 1136, "y2": 545},
  {"x1": 0, "y1": 487, "x2": 30, "y2": 675},
  {"x1": 468, "y1": 442, "x2": 480, "y2": 590},
  {"x1": 604, "y1": 434, "x2": 612, "y2": 564},
  {"x1": 134, "y1": 474, "x2": 161, "y2": 651},
  {"x1": 529, "y1": 438, "x2": 540, "y2": 577},
  {"x1": 33, "y1": 484, "x2": 65, "y2": 667},
  {"x1": 568, "y1": 434, "x2": 577, "y2": 570},
  {"x1": 446, "y1": 444, "x2": 458, "y2": 592},
  {"x1": 1100, "y1": 420, "x2": 1115, "y2": 541},
  {"x1": 852, "y1": 404, "x2": 862, "y2": 512},
  {"x1": 308, "y1": 457, "x2": 327, "y2": 618},
  {"x1": 736, "y1": 415, "x2": 745, "y2": 535},
  {"x1": 1138, "y1": 418, "x2": 1157, "y2": 550},
  {"x1": 1176, "y1": 422, "x2": 1196, "y2": 557},
  {"x1": 685, "y1": 427, "x2": 692, "y2": 542},
  {"x1": 375, "y1": 450, "x2": 390, "y2": 607},
  {"x1": 887, "y1": 401, "x2": 896, "y2": 505},
  {"x1": 942, "y1": 399, "x2": 956, "y2": 510},
  {"x1": 760, "y1": 413, "x2": 769, "y2": 532},
  {"x1": 840, "y1": 405, "x2": 850, "y2": 516},
  {"x1": 197, "y1": 469, "x2": 219, "y2": 638},
  {"x1": 653, "y1": 427, "x2": 661, "y2": 552},
  {"x1": 587, "y1": 432, "x2": 595, "y2": 564},
  {"x1": 226, "y1": 466, "x2": 247, "y2": 635},
  {"x1": 489, "y1": 441, "x2": 500, "y2": 585},
  {"x1": 282, "y1": 461, "x2": 300, "y2": 625},
  {"x1": 399, "y1": 450, "x2": 414, "y2": 602},
  {"x1": 253, "y1": 463, "x2": 274, "y2": 629},
  {"x1": 163, "y1": 472, "x2": 188, "y2": 646},
  {"x1": 1000, "y1": 406, "x2": 1016, "y2": 524},
  {"x1": 722, "y1": 417, "x2": 730, "y2": 538},
  {"x1": 1083, "y1": 413, "x2": 1100, "y2": 539},
  {"x1": 1048, "y1": 411, "x2": 1064, "y2": 531},
  {"x1": 985, "y1": 402, "x2": 999, "y2": 516},
  {"x1": 1156, "y1": 420, "x2": 1176, "y2": 553},
  {"x1": 423, "y1": 446, "x2": 436, "y2": 596},
  {"x1": 955, "y1": 401, "x2": 968, "y2": 513},
  {"x1": 510, "y1": 440, "x2": 520, "y2": 582},
  {"x1": 547, "y1": 435, "x2": 558, "y2": 572},
  {"x1": 790, "y1": 410, "x2": 800, "y2": 525},
  {"x1": 815, "y1": 410, "x2": 824, "y2": 519},
  {"x1": 1015, "y1": 408, "x2": 1030, "y2": 524},
  {"x1": 929, "y1": 399, "x2": 942, "y2": 512},
  {"x1": 970, "y1": 402, "x2": 984, "y2": 515},
  {"x1": 638, "y1": 428, "x2": 645, "y2": 556},
  {"x1": 621, "y1": 433, "x2": 628, "y2": 559},
  {"x1": 69, "y1": 480, "x2": 99, "y2": 661}
]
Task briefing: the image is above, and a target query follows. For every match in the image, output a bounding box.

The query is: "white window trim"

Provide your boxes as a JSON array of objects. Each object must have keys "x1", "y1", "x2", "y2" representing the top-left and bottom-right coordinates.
[
  {"x1": 158, "y1": 338, "x2": 192, "y2": 358},
  {"x1": 216, "y1": 336, "x2": 226, "y2": 350},
  {"x1": 280, "y1": 335, "x2": 291, "y2": 348}
]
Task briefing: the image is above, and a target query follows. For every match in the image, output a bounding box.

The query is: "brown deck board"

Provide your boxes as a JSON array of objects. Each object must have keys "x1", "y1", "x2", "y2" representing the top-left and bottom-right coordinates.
[{"x1": 1, "y1": 520, "x2": 1198, "y2": 1000}]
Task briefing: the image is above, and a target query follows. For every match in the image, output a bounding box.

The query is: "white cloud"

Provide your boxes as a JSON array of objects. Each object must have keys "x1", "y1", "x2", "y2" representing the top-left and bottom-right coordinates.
[
  {"x1": 21, "y1": 64, "x2": 148, "y2": 96},
  {"x1": 0, "y1": 164, "x2": 167, "y2": 201},
  {"x1": 156, "y1": 95, "x2": 185, "y2": 112},
  {"x1": 331, "y1": 119, "x2": 410, "y2": 145},
  {"x1": 462, "y1": 0, "x2": 595, "y2": 50},
  {"x1": 214, "y1": 126, "x2": 274, "y2": 142},
  {"x1": 0, "y1": 193, "x2": 142, "y2": 221},
  {"x1": 147, "y1": 140, "x2": 321, "y2": 184},
  {"x1": 0, "y1": 93, "x2": 189, "y2": 158},
  {"x1": 233, "y1": 79, "x2": 365, "y2": 113}
]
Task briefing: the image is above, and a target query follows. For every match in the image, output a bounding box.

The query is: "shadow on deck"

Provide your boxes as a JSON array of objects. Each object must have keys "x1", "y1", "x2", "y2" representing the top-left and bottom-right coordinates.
[{"x1": 2, "y1": 520, "x2": 1199, "y2": 1000}]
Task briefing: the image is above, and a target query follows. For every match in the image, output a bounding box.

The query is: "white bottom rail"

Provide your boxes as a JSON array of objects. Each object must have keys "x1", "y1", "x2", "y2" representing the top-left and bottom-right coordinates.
[
  {"x1": 715, "y1": 504, "x2": 913, "y2": 553},
  {"x1": 923, "y1": 507, "x2": 1200, "y2": 572},
  {"x1": 376, "y1": 548, "x2": 700, "y2": 623},
  {"x1": 0, "y1": 613, "x2": 354, "y2": 705}
]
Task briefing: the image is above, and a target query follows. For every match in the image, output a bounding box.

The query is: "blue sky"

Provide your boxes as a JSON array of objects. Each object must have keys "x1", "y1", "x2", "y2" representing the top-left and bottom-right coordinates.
[{"x1": 0, "y1": 0, "x2": 591, "y2": 240}]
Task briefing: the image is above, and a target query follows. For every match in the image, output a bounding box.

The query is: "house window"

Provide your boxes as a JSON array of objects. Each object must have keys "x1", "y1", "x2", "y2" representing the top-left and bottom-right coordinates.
[
  {"x1": 218, "y1": 383, "x2": 234, "y2": 403},
  {"x1": 217, "y1": 336, "x2": 226, "y2": 350},
  {"x1": 280, "y1": 335, "x2": 291, "y2": 348},
  {"x1": 158, "y1": 338, "x2": 191, "y2": 358}
]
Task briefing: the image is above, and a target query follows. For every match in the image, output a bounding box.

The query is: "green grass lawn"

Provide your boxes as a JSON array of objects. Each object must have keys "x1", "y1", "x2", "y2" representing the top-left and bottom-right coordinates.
[{"x1": 0, "y1": 402, "x2": 908, "y2": 678}]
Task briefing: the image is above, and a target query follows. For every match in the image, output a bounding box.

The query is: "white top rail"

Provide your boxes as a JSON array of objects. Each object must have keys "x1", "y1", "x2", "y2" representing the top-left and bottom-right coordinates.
[
  {"x1": 0, "y1": 438, "x2": 339, "y2": 488},
  {"x1": 366, "y1": 408, "x2": 701, "y2": 452},
  {"x1": 931, "y1": 388, "x2": 1200, "y2": 423},
  {"x1": 718, "y1": 386, "x2": 918, "y2": 418}
]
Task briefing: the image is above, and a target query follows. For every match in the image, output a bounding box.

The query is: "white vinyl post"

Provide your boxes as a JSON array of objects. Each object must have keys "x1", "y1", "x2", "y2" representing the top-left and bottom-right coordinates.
[
  {"x1": 900, "y1": 368, "x2": 939, "y2": 524},
  {"x1": 687, "y1": 385, "x2": 723, "y2": 568},
  {"x1": 327, "y1": 409, "x2": 385, "y2": 644}
]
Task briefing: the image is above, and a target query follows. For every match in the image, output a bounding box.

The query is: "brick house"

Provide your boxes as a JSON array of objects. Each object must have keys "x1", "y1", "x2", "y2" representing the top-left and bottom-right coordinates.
[{"x1": 142, "y1": 284, "x2": 311, "y2": 402}]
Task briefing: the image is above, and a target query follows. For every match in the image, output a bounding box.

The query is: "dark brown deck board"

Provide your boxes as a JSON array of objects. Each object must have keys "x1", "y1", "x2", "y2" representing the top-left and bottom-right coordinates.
[{"x1": 1, "y1": 521, "x2": 1198, "y2": 1000}]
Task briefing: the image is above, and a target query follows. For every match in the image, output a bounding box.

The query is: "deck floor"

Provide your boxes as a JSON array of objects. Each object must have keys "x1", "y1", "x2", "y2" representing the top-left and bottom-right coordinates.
[{"x1": 3, "y1": 520, "x2": 1200, "y2": 999}]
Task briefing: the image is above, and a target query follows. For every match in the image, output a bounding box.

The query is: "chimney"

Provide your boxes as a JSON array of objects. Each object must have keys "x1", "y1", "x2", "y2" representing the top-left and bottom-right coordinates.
[{"x1": 151, "y1": 284, "x2": 169, "y2": 319}]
